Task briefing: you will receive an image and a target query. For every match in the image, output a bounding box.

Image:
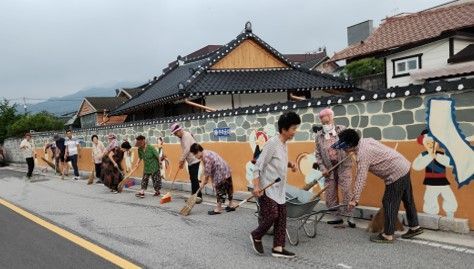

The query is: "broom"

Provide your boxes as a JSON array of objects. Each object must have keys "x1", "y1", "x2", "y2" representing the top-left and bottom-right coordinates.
[
  {"x1": 160, "y1": 168, "x2": 180, "y2": 204},
  {"x1": 231, "y1": 178, "x2": 282, "y2": 210},
  {"x1": 179, "y1": 183, "x2": 209, "y2": 216},
  {"x1": 302, "y1": 153, "x2": 352, "y2": 191},
  {"x1": 117, "y1": 166, "x2": 138, "y2": 192},
  {"x1": 87, "y1": 165, "x2": 95, "y2": 185}
]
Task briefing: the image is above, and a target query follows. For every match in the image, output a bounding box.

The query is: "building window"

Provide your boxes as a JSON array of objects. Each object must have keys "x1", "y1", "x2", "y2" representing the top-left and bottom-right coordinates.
[{"x1": 391, "y1": 54, "x2": 422, "y2": 78}]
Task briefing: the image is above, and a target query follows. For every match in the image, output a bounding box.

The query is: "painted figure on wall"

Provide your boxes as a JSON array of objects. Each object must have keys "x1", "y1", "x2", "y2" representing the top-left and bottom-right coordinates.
[
  {"x1": 412, "y1": 129, "x2": 458, "y2": 219},
  {"x1": 246, "y1": 130, "x2": 270, "y2": 187},
  {"x1": 296, "y1": 152, "x2": 324, "y2": 190},
  {"x1": 427, "y1": 98, "x2": 474, "y2": 187}
]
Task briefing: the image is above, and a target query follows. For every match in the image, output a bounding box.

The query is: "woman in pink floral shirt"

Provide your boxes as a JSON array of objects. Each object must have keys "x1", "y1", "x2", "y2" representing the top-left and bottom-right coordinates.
[{"x1": 190, "y1": 143, "x2": 234, "y2": 215}]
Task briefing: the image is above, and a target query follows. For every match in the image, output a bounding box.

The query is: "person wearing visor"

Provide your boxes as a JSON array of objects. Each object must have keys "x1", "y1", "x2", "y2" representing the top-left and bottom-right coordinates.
[
  {"x1": 314, "y1": 108, "x2": 355, "y2": 228},
  {"x1": 333, "y1": 129, "x2": 423, "y2": 243}
]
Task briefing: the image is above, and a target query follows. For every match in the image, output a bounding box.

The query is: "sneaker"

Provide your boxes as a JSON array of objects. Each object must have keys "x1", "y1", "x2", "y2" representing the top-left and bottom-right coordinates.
[
  {"x1": 348, "y1": 220, "x2": 356, "y2": 228},
  {"x1": 401, "y1": 227, "x2": 424, "y2": 239},
  {"x1": 327, "y1": 219, "x2": 343, "y2": 225},
  {"x1": 153, "y1": 191, "x2": 160, "y2": 197},
  {"x1": 135, "y1": 192, "x2": 145, "y2": 198},
  {"x1": 73, "y1": 176, "x2": 79, "y2": 180},
  {"x1": 112, "y1": 190, "x2": 119, "y2": 194},
  {"x1": 271, "y1": 248, "x2": 295, "y2": 258},
  {"x1": 250, "y1": 235, "x2": 264, "y2": 255},
  {"x1": 370, "y1": 233, "x2": 394, "y2": 243},
  {"x1": 96, "y1": 180, "x2": 103, "y2": 184}
]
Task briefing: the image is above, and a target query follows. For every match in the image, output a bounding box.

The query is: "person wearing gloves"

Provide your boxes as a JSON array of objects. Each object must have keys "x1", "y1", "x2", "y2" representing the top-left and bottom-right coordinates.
[
  {"x1": 334, "y1": 129, "x2": 423, "y2": 243},
  {"x1": 314, "y1": 108, "x2": 355, "y2": 228}
]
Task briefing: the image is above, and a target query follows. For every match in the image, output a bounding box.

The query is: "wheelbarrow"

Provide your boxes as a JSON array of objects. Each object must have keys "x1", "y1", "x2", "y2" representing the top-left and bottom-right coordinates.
[{"x1": 285, "y1": 185, "x2": 347, "y2": 245}]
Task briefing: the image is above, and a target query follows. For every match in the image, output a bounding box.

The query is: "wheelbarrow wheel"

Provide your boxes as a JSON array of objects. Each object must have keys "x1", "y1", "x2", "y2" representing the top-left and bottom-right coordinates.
[
  {"x1": 286, "y1": 228, "x2": 299, "y2": 246},
  {"x1": 303, "y1": 215, "x2": 317, "y2": 238}
]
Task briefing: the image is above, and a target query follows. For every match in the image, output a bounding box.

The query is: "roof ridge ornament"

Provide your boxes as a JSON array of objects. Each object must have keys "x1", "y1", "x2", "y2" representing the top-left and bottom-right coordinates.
[{"x1": 244, "y1": 21, "x2": 252, "y2": 33}]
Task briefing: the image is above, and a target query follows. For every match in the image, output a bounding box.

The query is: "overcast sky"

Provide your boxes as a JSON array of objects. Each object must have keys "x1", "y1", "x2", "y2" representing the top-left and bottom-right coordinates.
[{"x1": 0, "y1": 0, "x2": 447, "y2": 101}]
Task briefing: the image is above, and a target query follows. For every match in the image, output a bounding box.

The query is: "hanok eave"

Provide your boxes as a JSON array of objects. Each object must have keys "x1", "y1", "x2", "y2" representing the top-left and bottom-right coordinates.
[
  {"x1": 111, "y1": 22, "x2": 357, "y2": 121},
  {"x1": 77, "y1": 97, "x2": 128, "y2": 128}
]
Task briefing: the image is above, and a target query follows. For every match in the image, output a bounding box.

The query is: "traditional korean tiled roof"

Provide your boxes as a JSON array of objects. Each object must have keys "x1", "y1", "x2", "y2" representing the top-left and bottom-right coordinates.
[
  {"x1": 84, "y1": 97, "x2": 128, "y2": 112},
  {"x1": 331, "y1": 2, "x2": 474, "y2": 61},
  {"x1": 111, "y1": 24, "x2": 353, "y2": 115}
]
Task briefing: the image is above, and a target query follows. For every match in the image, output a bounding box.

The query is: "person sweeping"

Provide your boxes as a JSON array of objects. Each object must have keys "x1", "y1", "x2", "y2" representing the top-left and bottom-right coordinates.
[
  {"x1": 134, "y1": 135, "x2": 164, "y2": 198},
  {"x1": 334, "y1": 129, "x2": 423, "y2": 243},
  {"x1": 190, "y1": 143, "x2": 235, "y2": 215},
  {"x1": 250, "y1": 111, "x2": 300, "y2": 258}
]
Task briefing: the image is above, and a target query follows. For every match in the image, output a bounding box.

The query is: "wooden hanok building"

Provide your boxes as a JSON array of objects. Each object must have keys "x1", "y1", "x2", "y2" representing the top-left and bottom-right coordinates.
[{"x1": 111, "y1": 22, "x2": 356, "y2": 121}]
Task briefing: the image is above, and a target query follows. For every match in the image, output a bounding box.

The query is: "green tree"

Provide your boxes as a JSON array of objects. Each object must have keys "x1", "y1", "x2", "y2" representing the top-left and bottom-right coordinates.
[
  {"x1": 0, "y1": 99, "x2": 19, "y2": 143},
  {"x1": 343, "y1": 58, "x2": 384, "y2": 79},
  {"x1": 7, "y1": 111, "x2": 65, "y2": 138}
]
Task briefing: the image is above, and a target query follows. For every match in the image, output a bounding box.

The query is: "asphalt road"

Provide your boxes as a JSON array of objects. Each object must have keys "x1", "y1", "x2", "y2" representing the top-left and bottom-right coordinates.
[
  {"x1": 0, "y1": 168, "x2": 473, "y2": 269},
  {"x1": 0, "y1": 200, "x2": 119, "y2": 269}
]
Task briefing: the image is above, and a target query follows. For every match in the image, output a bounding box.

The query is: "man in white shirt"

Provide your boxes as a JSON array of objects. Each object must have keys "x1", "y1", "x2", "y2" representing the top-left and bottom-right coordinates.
[
  {"x1": 65, "y1": 130, "x2": 81, "y2": 180},
  {"x1": 20, "y1": 133, "x2": 35, "y2": 178},
  {"x1": 250, "y1": 111, "x2": 300, "y2": 258}
]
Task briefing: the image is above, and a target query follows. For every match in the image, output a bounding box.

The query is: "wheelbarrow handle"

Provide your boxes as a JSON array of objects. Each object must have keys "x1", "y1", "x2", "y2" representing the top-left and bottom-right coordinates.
[
  {"x1": 302, "y1": 153, "x2": 352, "y2": 191},
  {"x1": 233, "y1": 178, "x2": 281, "y2": 209}
]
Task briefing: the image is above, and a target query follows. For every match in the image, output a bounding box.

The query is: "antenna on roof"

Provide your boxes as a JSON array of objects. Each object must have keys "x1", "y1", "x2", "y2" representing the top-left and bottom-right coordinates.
[{"x1": 244, "y1": 21, "x2": 252, "y2": 33}]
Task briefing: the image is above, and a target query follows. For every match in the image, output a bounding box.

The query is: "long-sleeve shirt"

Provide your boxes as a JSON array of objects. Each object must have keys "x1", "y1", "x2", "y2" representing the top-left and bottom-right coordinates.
[
  {"x1": 353, "y1": 138, "x2": 411, "y2": 202},
  {"x1": 20, "y1": 139, "x2": 35, "y2": 159},
  {"x1": 314, "y1": 125, "x2": 351, "y2": 180},
  {"x1": 253, "y1": 136, "x2": 288, "y2": 204},
  {"x1": 202, "y1": 150, "x2": 231, "y2": 186},
  {"x1": 180, "y1": 131, "x2": 199, "y2": 165},
  {"x1": 412, "y1": 151, "x2": 451, "y2": 186},
  {"x1": 92, "y1": 141, "x2": 106, "y2": 164}
]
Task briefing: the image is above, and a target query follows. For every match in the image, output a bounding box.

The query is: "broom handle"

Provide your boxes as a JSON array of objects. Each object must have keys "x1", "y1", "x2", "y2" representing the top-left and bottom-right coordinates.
[
  {"x1": 170, "y1": 168, "x2": 180, "y2": 189},
  {"x1": 302, "y1": 153, "x2": 352, "y2": 191},
  {"x1": 234, "y1": 179, "x2": 280, "y2": 209}
]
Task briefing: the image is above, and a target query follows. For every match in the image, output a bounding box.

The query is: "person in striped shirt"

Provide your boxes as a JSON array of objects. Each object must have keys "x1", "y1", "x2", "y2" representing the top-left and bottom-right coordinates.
[{"x1": 333, "y1": 129, "x2": 423, "y2": 243}]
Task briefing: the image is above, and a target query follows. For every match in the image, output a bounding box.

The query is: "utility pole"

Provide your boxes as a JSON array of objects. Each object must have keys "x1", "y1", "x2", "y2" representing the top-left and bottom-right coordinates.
[{"x1": 23, "y1": 97, "x2": 27, "y2": 114}]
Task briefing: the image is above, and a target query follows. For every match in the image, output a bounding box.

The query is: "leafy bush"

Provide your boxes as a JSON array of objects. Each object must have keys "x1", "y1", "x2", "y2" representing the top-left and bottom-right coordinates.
[
  {"x1": 7, "y1": 111, "x2": 65, "y2": 138},
  {"x1": 0, "y1": 99, "x2": 19, "y2": 143},
  {"x1": 343, "y1": 58, "x2": 384, "y2": 79}
]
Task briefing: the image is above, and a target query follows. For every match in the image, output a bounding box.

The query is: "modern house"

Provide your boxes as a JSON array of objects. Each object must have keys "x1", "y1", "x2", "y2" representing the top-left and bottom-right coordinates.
[
  {"x1": 330, "y1": 0, "x2": 474, "y2": 88},
  {"x1": 110, "y1": 22, "x2": 356, "y2": 121}
]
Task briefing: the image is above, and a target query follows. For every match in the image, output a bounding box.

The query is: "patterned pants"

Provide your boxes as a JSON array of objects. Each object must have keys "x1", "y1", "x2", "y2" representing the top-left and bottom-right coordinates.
[
  {"x1": 215, "y1": 177, "x2": 233, "y2": 204},
  {"x1": 251, "y1": 194, "x2": 287, "y2": 248},
  {"x1": 141, "y1": 171, "x2": 162, "y2": 192},
  {"x1": 325, "y1": 161, "x2": 353, "y2": 217},
  {"x1": 383, "y1": 172, "x2": 419, "y2": 235}
]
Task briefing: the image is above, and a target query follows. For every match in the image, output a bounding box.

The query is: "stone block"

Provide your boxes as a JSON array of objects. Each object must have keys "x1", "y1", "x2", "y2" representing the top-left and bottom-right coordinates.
[
  {"x1": 237, "y1": 135, "x2": 247, "y2": 142},
  {"x1": 346, "y1": 104, "x2": 358, "y2": 115},
  {"x1": 371, "y1": 114, "x2": 391, "y2": 127},
  {"x1": 242, "y1": 121, "x2": 250, "y2": 129},
  {"x1": 414, "y1": 109, "x2": 427, "y2": 123},
  {"x1": 294, "y1": 132, "x2": 309, "y2": 141},
  {"x1": 367, "y1": 101, "x2": 382, "y2": 114},
  {"x1": 382, "y1": 126, "x2": 406, "y2": 140},
  {"x1": 333, "y1": 105, "x2": 346, "y2": 116},
  {"x1": 363, "y1": 127, "x2": 382, "y2": 140},
  {"x1": 351, "y1": 116, "x2": 368, "y2": 128},
  {"x1": 456, "y1": 109, "x2": 474, "y2": 122},
  {"x1": 439, "y1": 217, "x2": 470, "y2": 234},
  {"x1": 406, "y1": 124, "x2": 427, "y2": 139},
  {"x1": 393, "y1": 111, "x2": 414, "y2": 125},
  {"x1": 404, "y1": 96, "x2": 423, "y2": 109},
  {"x1": 235, "y1": 116, "x2": 244, "y2": 126},
  {"x1": 300, "y1": 123, "x2": 312, "y2": 132},
  {"x1": 334, "y1": 117, "x2": 349, "y2": 127},
  {"x1": 451, "y1": 90, "x2": 474, "y2": 107},
  {"x1": 205, "y1": 121, "x2": 216, "y2": 131},
  {"x1": 459, "y1": 122, "x2": 474, "y2": 138},
  {"x1": 383, "y1": 100, "x2": 402, "y2": 113},
  {"x1": 217, "y1": 121, "x2": 228, "y2": 128},
  {"x1": 301, "y1": 113, "x2": 314, "y2": 123},
  {"x1": 257, "y1": 118, "x2": 267, "y2": 126}
]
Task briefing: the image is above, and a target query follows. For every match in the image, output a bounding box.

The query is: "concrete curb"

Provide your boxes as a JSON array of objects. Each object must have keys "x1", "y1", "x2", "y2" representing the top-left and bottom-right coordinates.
[{"x1": 6, "y1": 163, "x2": 471, "y2": 233}]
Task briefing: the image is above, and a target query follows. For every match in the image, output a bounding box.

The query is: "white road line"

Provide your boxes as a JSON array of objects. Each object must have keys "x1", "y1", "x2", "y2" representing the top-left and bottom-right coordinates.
[
  {"x1": 337, "y1": 263, "x2": 352, "y2": 269},
  {"x1": 399, "y1": 238, "x2": 474, "y2": 255}
]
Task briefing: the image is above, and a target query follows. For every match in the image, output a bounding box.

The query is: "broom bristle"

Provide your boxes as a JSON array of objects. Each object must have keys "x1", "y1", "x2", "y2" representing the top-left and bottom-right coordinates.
[
  {"x1": 179, "y1": 194, "x2": 198, "y2": 216},
  {"x1": 160, "y1": 193, "x2": 172, "y2": 204}
]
